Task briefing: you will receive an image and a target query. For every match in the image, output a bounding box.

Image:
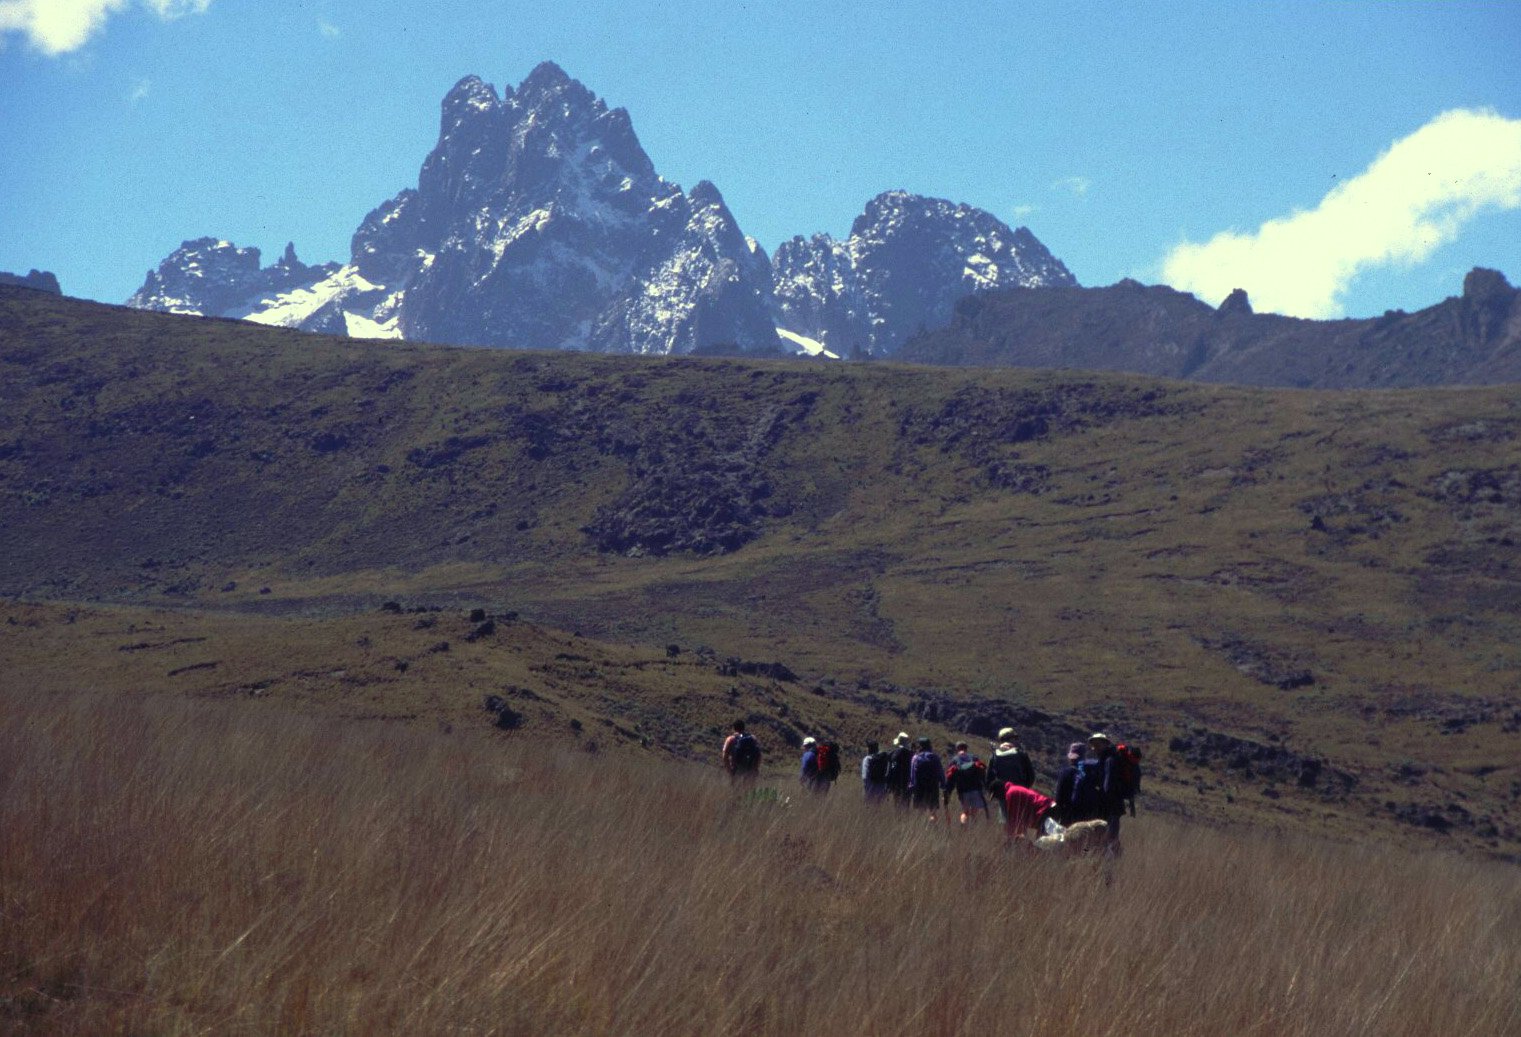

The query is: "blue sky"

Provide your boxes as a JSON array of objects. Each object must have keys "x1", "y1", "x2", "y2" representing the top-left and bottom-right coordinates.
[{"x1": 2, "y1": 1, "x2": 1518, "y2": 317}]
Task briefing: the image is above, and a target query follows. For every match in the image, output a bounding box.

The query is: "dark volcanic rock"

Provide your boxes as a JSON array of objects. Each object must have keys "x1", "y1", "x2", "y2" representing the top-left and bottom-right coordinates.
[
  {"x1": 0, "y1": 270, "x2": 61, "y2": 295},
  {"x1": 901, "y1": 266, "x2": 1521, "y2": 388},
  {"x1": 1217, "y1": 288, "x2": 1252, "y2": 317}
]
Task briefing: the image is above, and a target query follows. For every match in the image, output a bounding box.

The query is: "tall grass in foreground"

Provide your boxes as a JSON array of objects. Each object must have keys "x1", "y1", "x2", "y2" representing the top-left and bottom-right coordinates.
[{"x1": 1, "y1": 693, "x2": 1517, "y2": 1036}]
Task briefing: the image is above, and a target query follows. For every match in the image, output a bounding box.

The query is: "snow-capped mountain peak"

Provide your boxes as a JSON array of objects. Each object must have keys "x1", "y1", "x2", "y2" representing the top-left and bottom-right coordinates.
[{"x1": 128, "y1": 67, "x2": 1077, "y2": 360}]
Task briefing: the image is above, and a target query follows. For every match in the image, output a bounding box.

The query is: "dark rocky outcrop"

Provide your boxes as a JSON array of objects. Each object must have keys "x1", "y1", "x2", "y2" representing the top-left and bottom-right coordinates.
[{"x1": 0, "y1": 270, "x2": 61, "y2": 295}]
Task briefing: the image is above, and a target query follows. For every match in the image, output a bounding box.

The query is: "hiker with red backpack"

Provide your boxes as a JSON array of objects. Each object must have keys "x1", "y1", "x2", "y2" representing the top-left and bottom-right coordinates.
[
  {"x1": 800, "y1": 736, "x2": 841, "y2": 794},
  {"x1": 721, "y1": 719, "x2": 762, "y2": 784},
  {"x1": 943, "y1": 742, "x2": 990, "y2": 824},
  {"x1": 1076, "y1": 733, "x2": 1141, "y2": 849}
]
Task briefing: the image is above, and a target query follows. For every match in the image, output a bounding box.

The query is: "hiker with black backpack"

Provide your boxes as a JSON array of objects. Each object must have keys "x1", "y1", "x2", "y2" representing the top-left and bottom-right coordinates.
[
  {"x1": 1052, "y1": 742, "x2": 1086, "y2": 823},
  {"x1": 943, "y1": 742, "x2": 990, "y2": 825},
  {"x1": 907, "y1": 738, "x2": 944, "y2": 821},
  {"x1": 884, "y1": 732, "x2": 914, "y2": 807},
  {"x1": 861, "y1": 740, "x2": 890, "y2": 803},
  {"x1": 722, "y1": 719, "x2": 762, "y2": 784},
  {"x1": 985, "y1": 727, "x2": 1035, "y2": 823}
]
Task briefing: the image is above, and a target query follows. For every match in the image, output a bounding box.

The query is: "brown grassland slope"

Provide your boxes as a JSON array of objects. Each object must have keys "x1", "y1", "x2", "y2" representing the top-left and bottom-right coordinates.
[
  {"x1": 5, "y1": 286, "x2": 1521, "y2": 1034},
  {"x1": 3, "y1": 689, "x2": 1519, "y2": 1036},
  {"x1": 2, "y1": 284, "x2": 1521, "y2": 862}
]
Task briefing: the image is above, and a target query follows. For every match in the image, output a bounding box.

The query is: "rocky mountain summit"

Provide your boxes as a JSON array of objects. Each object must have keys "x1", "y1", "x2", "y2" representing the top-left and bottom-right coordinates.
[
  {"x1": 771, "y1": 191, "x2": 1076, "y2": 356},
  {"x1": 126, "y1": 63, "x2": 1069, "y2": 357}
]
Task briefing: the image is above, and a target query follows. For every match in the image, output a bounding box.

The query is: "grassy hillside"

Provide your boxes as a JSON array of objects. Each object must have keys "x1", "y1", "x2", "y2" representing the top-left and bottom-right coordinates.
[
  {"x1": 3, "y1": 688, "x2": 1517, "y2": 1036},
  {"x1": 3, "y1": 287, "x2": 1521, "y2": 856}
]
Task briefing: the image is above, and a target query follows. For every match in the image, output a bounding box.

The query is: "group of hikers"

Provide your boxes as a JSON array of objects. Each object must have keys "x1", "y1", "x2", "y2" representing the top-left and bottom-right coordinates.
[{"x1": 720, "y1": 721, "x2": 1140, "y2": 851}]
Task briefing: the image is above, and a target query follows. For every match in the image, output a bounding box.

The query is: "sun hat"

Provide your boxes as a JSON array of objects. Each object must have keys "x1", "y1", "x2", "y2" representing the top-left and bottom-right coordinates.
[
  {"x1": 997, "y1": 726, "x2": 1016, "y2": 741},
  {"x1": 1088, "y1": 732, "x2": 1112, "y2": 746},
  {"x1": 1067, "y1": 741, "x2": 1087, "y2": 760},
  {"x1": 802, "y1": 736, "x2": 817, "y2": 747},
  {"x1": 894, "y1": 732, "x2": 910, "y2": 746}
]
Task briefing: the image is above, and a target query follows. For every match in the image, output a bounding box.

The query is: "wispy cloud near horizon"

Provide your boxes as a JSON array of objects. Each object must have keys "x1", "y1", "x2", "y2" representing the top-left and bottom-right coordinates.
[
  {"x1": 1161, "y1": 108, "x2": 1521, "y2": 318},
  {"x1": 0, "y1": 0, "x2": 211, "y2": 56}
]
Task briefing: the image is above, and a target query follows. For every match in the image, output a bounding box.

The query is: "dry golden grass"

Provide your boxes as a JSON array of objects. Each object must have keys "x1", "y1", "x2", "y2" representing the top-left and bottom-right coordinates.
[{"x1": 3, "y1": 688, "x2": 1518, "y2": 1035}]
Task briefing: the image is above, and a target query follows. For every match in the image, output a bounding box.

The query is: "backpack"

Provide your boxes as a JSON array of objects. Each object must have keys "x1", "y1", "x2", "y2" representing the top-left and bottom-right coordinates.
[
  {"x1": 731, "y1": 732, "x2": 760, "y2": 773},
  {"x1": 987, "y1": 748, "x2": 1033, "y2": 791},
  {"x1": 1114, "y1": 743, "x2": 1143, "y2": 805},
  {"x1": 911, "y1": 752, "x2": 942, "y2": 795},
  {"x1": 885, "y1": 746, "x2": 914, "y2": 788},
  {"x1": 1067, "y1": 757, "x2": 1107, "y2": 819},
  {"x1": 864, "y1": 751, "x2": 890, "y2": 783},
  {"x1": 816, "y1": 741, "x2": 841, "y2": 781}
]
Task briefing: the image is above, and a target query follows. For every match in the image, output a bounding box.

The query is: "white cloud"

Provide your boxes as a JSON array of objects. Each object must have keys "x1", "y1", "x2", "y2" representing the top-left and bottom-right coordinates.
[
  {"x1": 0, "y1": 0, "x2": 210, "y2": 56},
  {"x1": 128, "y1": 75, "x2": 150, "y2": 104},
  {"x1": 1052, "y1": 175, "x2": 1091, "y2": 197},
  {"x1": 1010, "y1": 204, "x2": 1036, "y2": 219},
  {"x1": 1161, "y1": 108, "x2": 1521, "y2": 318},
  {"x1": 318, "y1": 19, "x2": 340, "y2": 38},
  {"x1": 143, "y1": 0, "x2": 209, "y2": 16}
]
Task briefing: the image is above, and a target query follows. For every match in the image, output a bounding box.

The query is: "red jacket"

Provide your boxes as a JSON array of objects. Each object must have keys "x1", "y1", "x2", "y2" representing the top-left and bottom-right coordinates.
[{"x1": 1002, "y1": 784, "x2": 1056, "y2": 837}]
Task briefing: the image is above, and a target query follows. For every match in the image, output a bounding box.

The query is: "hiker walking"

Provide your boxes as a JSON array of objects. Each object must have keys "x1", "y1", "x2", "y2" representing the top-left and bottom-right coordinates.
[
  {"x1": 861, "y1": 740, "x2": 890, "y2": 803},
  {"x1": 1086, "y1": 732, "x2": 1141, "y2": 850},
  {"x1": 907, "y1": 738, "x2": 944, "y2": 821},
  {"x1": 1052, "y1": 742, "x2": 1086, "y2": 823},
  {"x1": 815, "y1": 739, "x2": 842, "y2": 792},
  {"x1": 986, "y1": 727, "x2": 1035, "y2": 823},
  {"x1": 884, "y1": 732, "x2": 914, "y2": 806},
  {"x1": 721, "y1": 719, "x2": 761, "y2": 784},
  {"x1": 943, "y1": 742, "x2": 990, "y2": 824},
  {"x1": 799, "y1": 737, "x2": 821, "y2": 792}
]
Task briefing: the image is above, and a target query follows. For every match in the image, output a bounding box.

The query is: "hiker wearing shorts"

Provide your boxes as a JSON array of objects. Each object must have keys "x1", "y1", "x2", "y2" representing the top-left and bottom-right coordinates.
[
  {"x1": 943, "y1": 742, "x2": 989, "y2": 824},
  {"x1": 722, "y1": 719, "x2": 761, "y2": 784}
]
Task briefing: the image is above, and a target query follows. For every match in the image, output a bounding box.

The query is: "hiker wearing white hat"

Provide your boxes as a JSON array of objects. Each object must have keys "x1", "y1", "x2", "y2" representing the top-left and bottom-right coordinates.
[
  {"x1": 884, "y1": 732, "x2": 915, "y2": 807},
  {"x1": 985, "y1": 726, "x2": 1035, "y2": 824}
]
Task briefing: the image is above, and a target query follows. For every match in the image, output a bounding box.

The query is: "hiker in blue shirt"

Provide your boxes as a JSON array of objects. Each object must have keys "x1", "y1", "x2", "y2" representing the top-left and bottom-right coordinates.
[{"x1": 799, "y1": 737, "x2": 820, "y2": 791}]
